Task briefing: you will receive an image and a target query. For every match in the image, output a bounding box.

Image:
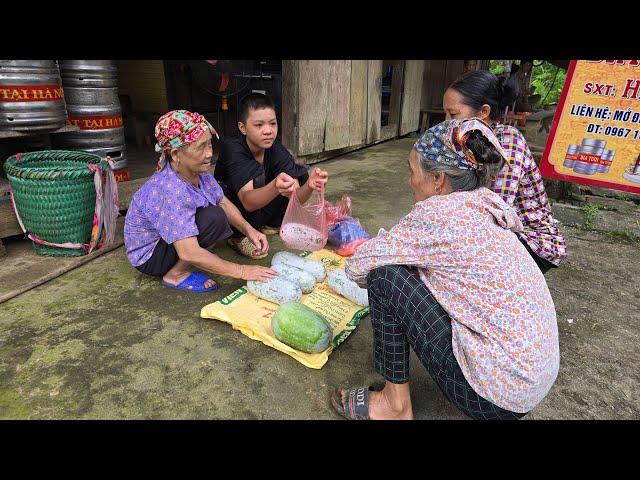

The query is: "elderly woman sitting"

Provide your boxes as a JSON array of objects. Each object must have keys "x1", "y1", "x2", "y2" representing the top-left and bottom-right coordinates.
[
  {"x1": 124, "y1": 110, "x2": 276, "y2": 292},
  {"x1": 331, "y1": 119, "x2": 559, "y2": 420}
]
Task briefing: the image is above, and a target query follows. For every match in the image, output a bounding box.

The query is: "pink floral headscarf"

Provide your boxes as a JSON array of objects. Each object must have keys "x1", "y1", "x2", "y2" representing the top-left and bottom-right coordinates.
[{"x1": 154, "y1": 110, "x2": 218, "y2": 171}]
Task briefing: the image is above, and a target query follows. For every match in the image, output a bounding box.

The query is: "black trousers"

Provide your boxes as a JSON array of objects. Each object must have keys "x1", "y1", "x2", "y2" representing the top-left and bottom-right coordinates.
[
  {"x1": 518, "y1": 236, "x2": 556, "y2": 274},
  {"x1": 230, "y1": 193, "x2": 289, "y2": 238},
  {"x1": 219, "y1": 174, "x2": 307, "y2": 238},
  {"x1": 367, "y1": 265, "x2": 527, "y2": 420},
  {"x1": 136, "y1": 205, "x2": 233, "y2": 277}
]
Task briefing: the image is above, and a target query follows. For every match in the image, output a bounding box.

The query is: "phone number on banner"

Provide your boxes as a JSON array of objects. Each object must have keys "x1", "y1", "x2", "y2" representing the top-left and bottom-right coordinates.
[{"x1": 585, "y1": 123, "x2": 640, "y2": 139}]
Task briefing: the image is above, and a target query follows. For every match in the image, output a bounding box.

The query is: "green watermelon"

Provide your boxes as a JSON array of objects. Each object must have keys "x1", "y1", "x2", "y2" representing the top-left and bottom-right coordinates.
[{"x1": 271, "y1": 302, "x2": 333, "y2": 353}]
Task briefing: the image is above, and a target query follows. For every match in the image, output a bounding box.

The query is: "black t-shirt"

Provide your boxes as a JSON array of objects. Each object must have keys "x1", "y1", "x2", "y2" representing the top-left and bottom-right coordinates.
[{"x1": 214, "y1": 135, "x2": 309, "y2": 210}]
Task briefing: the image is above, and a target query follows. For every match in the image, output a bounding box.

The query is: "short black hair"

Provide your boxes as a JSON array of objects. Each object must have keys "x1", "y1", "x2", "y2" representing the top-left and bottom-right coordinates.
[{"x1": 238, "y1": 92, "x2": 276, "y2": 123}]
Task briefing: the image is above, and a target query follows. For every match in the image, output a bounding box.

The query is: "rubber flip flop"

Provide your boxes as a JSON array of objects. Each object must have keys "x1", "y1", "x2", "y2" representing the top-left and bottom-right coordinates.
[
  {"x1": 161, "y1": 271, "x2": 218, "y2": 293},
  {"x1": 330, "y1": 386, "x2": 372, "y2": 420},
  {"x1": 260, "y1": 225, "x2": 280, "y2": 235}
]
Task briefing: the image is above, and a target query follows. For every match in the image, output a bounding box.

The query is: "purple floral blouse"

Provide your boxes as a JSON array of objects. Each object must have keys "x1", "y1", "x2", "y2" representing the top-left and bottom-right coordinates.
[{"x1": 124, "y1": 164, "x2": 224, "y2": 267}]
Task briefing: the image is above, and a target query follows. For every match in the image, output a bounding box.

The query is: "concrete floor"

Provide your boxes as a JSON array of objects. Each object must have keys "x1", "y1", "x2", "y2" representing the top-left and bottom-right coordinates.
[{"x1": 0, "y1": 137, "x2": 639, "y2": 419}]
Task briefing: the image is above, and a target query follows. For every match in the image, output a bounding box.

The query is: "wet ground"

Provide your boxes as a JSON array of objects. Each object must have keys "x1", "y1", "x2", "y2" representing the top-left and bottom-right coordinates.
[{"x1": 1, "y1": 137, "x2": 638, "y2": 419}]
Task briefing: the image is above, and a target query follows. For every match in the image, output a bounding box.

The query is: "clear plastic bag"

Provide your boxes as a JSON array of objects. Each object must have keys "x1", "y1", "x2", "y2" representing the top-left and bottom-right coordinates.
[
  {"x1": 280, "y1": 188, "x2": 328, "y2": 251},
  {"x1": 328, "y1": 216, "x2": 371, "y2": 256}
]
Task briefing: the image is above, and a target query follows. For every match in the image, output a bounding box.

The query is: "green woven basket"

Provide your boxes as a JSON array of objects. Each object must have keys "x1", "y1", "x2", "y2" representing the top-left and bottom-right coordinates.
[{"x1": 3, "y1": 150, "x2": 105, "y2": 257}]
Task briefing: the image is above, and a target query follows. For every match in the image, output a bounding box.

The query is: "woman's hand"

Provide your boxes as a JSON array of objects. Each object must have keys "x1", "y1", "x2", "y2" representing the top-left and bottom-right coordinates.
[
  {"x1": 238, "y1": 264, "x2": 277, "y2": 281},
  {"x1": 246, "y1": 228, "x2": 269, "y2": 256},
  {"x1": 275, "y1": 172, "x2": 296, "y2": 197},
  {"x1": 307, "y1": 167, "x2": 328, "y2": 192}
]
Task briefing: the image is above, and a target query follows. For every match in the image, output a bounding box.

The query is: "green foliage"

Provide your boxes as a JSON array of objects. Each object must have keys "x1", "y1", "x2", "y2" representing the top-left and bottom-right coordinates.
[
  {"x1": 487, "y1": 60, "x2": 567, "y2": 109},
  {"x1": 581, "y1": 204, "x2": 599, "y2": 231},
  {"x1": 530, "y1": 61, "x2": 567, "y2": 108},
  {"x1": 489, "y1": 60, "x2": 505, "y2": 75}
]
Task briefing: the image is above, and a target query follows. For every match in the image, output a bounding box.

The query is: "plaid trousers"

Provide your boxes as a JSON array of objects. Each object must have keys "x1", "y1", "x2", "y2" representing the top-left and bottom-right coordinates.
[{"x1": 366, "y1": 265, "x2": 526, "y2": 420}]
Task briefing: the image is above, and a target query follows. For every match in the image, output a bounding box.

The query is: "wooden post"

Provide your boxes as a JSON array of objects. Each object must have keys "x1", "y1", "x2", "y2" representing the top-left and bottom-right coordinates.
[
  {"x1": 366, "y1": 60, "x2": 382, "y2": 144},
  {"x1": 282, "y1": 61, "x2": 299, "y2": 157},
  {"x1": 297, "y1": 61, "x2": 330, "y2": 156},
  {"x1": 400, "y1": 60, "x2": 425, "y2": 135},
  {"x1": 324, "y1": 60, "x2": 352, "y2": 151},
  {"x1": 349, "y1": 60, "x2": 368, "y2": 147}
]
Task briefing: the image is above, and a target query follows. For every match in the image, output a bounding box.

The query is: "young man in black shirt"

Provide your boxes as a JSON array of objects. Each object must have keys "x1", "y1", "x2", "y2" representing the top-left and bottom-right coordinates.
[{"x1": 214, "y1": 93, "x2": 328, "y2": 258}]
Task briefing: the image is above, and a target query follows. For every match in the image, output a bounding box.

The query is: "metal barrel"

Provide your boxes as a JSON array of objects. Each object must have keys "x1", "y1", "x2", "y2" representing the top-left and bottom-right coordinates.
[
  {"x1": 563, "y1": 144, "x2": 580, "y2": 168},
  {"x1": 58, "y1": 60, "x2": 118, "y2": 88},
  {"x1": 574, "y1": 138, "x2": 606, "y2": 175},
  {"x1": 53, "y1": 85, "x2": 127, "y2": 170},
  {"x1": 598, "y1": 149, "x2": 615, "y2": 174},
  {"x1": 581, "y1": 138, "x2": 606, "y2": 149},
  {"x1": 0, "y1": 60, "x2": 68, "y2": 132}
]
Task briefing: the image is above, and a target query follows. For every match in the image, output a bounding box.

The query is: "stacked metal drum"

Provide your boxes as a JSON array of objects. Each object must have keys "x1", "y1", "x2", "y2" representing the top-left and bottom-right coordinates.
[
  {"x1": 563, "y1": 144, "x2": 580, "y2": 168},
  {"x1": 54, "y1": 61, "x2": 128, "y2": 171},
  {"x1": 597, "y1": 149, "x2": 615, "y2": 174},
  {"x1": 0, "y1": 60, "x2": 68, "y2": 132}
]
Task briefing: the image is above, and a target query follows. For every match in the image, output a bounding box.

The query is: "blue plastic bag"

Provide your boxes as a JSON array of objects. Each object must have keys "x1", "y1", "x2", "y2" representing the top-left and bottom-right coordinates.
[{"x1": 328, "y1": 216, "x2": 371, "y2": 256}]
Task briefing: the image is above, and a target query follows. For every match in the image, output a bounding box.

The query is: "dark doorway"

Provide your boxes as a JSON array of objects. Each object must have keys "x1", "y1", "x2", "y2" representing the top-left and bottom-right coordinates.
[
  {"x1": 379, "y1": 60, "x2": 404, "y2": 141},
  {"x1": 381, "y1": 63, "x2": 394, "y2": 127},
  {"x1": 164, "y1": 60, "x2": 283, "y2": 141}
]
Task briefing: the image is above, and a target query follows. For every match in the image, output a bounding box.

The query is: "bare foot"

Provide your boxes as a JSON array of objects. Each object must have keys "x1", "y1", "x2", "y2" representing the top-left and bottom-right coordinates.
[
  {"x1": 336, "y1": 388, "x2": 413, "y2": 420},
  {"x1": 367, "y1": 389, "x2": 413, "y2": 420},
  {"x1": 162, "y1": 271, "x2": 216, "y2": 289}
]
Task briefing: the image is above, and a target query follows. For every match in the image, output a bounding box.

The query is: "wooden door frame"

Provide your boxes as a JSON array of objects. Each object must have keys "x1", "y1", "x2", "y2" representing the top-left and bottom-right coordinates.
[{"x1": 380, "y1": 60, "x2": 405, "y2": 141}]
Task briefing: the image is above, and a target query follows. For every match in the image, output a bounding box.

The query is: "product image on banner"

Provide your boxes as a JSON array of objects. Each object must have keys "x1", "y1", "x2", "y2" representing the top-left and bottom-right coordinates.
[{"x1": 540, "y1": 60, "x2": 640, "y2": 195}]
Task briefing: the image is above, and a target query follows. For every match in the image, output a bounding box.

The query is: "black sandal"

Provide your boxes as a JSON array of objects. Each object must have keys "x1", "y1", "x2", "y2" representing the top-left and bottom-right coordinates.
[{"x1": 330, "y1": 386, "x2": 373, "y2": 420}]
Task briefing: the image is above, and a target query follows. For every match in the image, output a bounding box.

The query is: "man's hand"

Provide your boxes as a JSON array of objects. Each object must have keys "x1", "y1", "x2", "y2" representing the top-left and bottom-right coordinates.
[
  {"x1": 275, "y1": 172, "x2": 296, "y2": 197},
  {"x1": 246, "y1": 228, "x2": 269, "y2": 256},
  {"x1": 307, "y1": 167, "x2": 328, "y2": 192}
]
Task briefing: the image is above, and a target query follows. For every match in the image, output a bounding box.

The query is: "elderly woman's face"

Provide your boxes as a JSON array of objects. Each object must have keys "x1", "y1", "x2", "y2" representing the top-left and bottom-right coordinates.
[
  {"x1": 408, "y1": 149, "x2": 437, "y2": 203},
  {"x1": 173, "y1": 130, "x2": 213, "y2": 174}
]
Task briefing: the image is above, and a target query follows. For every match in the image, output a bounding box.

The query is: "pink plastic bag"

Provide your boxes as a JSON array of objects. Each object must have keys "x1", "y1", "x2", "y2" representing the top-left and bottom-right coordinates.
[
  {"x1": 324, "y1": 194, "x2": 352, "y2": 228},
  {"x1": 280, "y1": 188, "x2": 328, "y2": 251}
]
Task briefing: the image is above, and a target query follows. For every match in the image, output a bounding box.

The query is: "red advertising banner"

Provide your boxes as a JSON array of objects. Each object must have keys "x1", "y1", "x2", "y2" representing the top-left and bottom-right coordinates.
[{"x1": 540, "y1": 60, "x2": 640, "y2": 194}]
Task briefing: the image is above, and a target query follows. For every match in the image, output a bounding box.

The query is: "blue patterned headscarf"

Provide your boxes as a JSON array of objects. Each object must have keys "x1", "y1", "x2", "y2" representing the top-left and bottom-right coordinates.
[{"x1": 414, "y1": 118, "x2": 508, "y2": 171}]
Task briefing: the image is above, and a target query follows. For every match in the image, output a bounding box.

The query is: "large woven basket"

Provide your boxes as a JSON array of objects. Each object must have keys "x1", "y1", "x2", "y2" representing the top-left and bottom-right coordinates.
[{"x1": 3, "y1": 150, "x2": 104, "y2": 256}]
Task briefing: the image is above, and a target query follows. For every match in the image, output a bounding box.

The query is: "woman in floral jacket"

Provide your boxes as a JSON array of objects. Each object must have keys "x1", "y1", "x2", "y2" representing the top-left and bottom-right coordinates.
[{"x1": 331, "y1": 119, "x2": 559, "y2": 420}]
